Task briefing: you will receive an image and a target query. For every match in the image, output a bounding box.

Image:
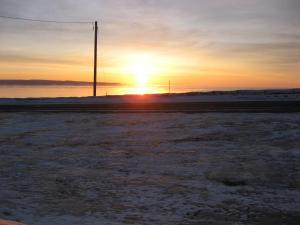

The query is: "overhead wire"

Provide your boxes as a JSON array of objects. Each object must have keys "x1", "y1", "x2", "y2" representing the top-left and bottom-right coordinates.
[
  {"x1": 0, "y1": 14, "x2": 101, "y2": 96},
  {"x1": 0, "y1": 15, "x2": 94, "y2": 24}
]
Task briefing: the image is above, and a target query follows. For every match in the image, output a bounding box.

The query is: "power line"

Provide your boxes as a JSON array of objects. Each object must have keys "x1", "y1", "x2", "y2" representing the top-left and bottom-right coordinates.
[
  {"x1": 0, "y1": 15, "x2": 93, "y2": 24},
  {"x1": 0, "y1": 15, "x2": 100, "y2": 97}
]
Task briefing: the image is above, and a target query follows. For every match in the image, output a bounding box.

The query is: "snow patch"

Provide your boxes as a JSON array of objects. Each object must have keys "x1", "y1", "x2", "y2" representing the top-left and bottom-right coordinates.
[{"x1": 289, "y1": 149, "x2": 300, "y2": 158}]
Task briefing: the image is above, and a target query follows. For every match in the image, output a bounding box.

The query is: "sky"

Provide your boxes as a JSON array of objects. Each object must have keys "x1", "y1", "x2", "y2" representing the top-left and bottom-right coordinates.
[{"x1": 0, "y1": 0, "x2": 299, "y2": 90}]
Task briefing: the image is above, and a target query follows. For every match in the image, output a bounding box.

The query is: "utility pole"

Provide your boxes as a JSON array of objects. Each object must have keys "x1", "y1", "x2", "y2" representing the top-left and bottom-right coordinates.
[
  {"x1": 93, "y1": 21, "x2": 98, "y2": 97},
  {"x1": 169, "y1": 80, "x2": 171, "y2": 94}
]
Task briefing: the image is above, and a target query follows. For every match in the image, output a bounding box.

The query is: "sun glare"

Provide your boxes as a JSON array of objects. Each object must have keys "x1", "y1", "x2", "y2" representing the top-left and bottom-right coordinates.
[
  {"x1": 132, "y1": 64, "x2": 150, "y2": 86},
  {"x1": 125, "y1": 53, "x2": 158, "y2": 94}
]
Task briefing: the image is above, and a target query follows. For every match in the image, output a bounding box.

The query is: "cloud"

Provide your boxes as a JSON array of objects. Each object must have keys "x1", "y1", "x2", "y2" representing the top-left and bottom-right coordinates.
[
  {"x1": 0, "y1": 0, "x2": 299, "y2": 83},
  {"x1": 0, "y1": 52, "x2": 88, "y2": 66}
]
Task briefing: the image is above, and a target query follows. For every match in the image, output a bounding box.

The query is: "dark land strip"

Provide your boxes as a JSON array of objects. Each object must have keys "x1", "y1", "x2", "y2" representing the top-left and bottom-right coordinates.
[{"x1": 0, "y1": 101, "x2": 300, "y2": 113}]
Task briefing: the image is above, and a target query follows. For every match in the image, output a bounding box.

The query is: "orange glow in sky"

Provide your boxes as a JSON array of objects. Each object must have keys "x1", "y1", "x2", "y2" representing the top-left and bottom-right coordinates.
[{"x1": 0, "y1": 0, "x2": 299, "y2": 96}]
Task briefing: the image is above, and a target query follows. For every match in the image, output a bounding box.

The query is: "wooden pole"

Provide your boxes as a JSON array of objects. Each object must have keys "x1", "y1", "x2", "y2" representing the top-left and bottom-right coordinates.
[{"x1": 93, "y1": 21, "x2": 98, "y2": 97}]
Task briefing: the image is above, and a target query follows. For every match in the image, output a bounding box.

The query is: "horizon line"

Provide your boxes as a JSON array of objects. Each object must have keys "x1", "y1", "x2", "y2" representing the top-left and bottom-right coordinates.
[{"x1": 0, "y1": 79, "x2": 121, "y2": 86}]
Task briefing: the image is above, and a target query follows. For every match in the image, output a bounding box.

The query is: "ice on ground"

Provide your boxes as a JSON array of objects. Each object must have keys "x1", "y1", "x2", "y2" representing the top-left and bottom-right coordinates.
[{"x1": 0, "y1": 113, "x2": 299, "y2": 225}]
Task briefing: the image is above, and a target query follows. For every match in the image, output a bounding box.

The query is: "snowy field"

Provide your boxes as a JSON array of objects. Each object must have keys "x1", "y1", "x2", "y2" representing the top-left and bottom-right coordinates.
[
  {"x1": 1, "y1": 90, "x2": 300, "y2": 105},
  {"x1": 0, "y1": 113, "x2": 300, "y2": 225}
]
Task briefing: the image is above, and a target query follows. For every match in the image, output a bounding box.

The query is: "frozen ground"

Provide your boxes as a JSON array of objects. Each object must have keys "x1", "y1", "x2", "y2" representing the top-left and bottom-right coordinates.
[
  {"x1": 0, "y1": 90, "x2": 300, "y2": 105},
  {"x1": 0, "y1": 113, "x2": 299, "y2": 225}
]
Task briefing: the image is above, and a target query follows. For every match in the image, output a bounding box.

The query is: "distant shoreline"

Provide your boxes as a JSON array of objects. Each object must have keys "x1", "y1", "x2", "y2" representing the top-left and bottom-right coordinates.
[{"x1": 0, "y1": 80, "x2": 121, "y2": 86}]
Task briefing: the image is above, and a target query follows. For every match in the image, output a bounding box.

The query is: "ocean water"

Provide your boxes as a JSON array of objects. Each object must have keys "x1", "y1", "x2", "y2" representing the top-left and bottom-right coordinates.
[{"x1": 0, "y1": 85, "x2": 213, "y2": 98}]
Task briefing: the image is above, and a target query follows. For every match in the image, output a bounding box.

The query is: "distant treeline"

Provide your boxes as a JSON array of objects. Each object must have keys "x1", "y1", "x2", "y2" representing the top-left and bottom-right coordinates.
[{"x1": 0, "y1": 80, "x2": 121, "y2": 86}]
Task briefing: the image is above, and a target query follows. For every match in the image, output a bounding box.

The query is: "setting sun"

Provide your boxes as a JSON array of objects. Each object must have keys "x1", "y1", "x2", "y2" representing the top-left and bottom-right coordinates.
[
  {"x1": 132, "y1": 64, "x2": 150, "y2": 85},
  {"x1": 131, "y1": 65, "x2": 149, "y2": 95},
  {"x1": 124, "y1": 53, "x2": 159, "y2": 94}
]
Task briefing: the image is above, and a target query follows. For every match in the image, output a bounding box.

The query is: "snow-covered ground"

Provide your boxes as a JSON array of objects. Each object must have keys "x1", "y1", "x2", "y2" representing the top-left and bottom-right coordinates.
[
  {"x1": 0, "y1": 113, "x2": 299, "y2": 225},
  {"x1": 0, "y1": 90, "x2": 300, "y2": 105}
]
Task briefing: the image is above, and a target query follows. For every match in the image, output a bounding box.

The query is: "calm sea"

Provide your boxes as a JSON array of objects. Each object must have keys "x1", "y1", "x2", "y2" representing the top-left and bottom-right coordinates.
[{"x1": 0, "y1": 85, "x2": 213, "y2": 98}]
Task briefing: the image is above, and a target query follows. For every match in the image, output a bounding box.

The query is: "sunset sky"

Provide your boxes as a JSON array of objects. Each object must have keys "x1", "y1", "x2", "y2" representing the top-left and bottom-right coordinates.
[{"x1": 0, "y1": 0, "x2": 299, "y2": 90}]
